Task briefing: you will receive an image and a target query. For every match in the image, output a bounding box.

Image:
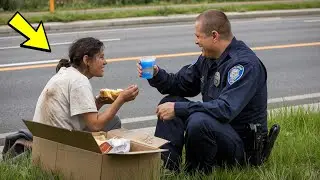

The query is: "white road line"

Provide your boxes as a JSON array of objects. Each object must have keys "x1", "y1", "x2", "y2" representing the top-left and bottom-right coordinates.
[
  {"x1": 0, "y1": 24, "x2": 193, "y2": 40},
  {"x1": 121, "y1": 115, "x2": 157, "y2": 124},
  {"x1": 304, "y1": 19, "x2": 320, "y2": 23},
  {"x1": 267, "y1": 92, "x2": 320, "y2": 103},
  {"x1": 255, "y1": 17, "x2": 281, "y2": 21},
  {"x1": 0, "y1": 38, "x2": 120, "y2": 50},
  {"x1": 0, "y1": 16, "x2": 288, "y2": 40},
  {"x1": 0, "y1": 59, "x2": 59, "y2": 68}
]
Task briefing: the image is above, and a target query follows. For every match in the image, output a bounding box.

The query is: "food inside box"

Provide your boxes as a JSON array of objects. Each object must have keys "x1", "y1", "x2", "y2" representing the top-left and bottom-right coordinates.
[{"x1": 94, "y1": 134, "x2": 131, "y2": 154}]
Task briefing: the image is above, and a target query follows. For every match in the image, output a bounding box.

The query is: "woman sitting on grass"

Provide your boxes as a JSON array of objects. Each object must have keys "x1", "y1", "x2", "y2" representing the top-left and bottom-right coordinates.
[{"x1": 32, "y1": 37, "x2": 139, "y2": 132}]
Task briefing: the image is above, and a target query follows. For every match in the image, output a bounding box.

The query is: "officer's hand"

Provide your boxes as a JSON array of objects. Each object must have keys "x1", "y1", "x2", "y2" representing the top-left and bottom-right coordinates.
[
  {"x1": 137, "y1": 61, "x2": 159, "y2": 78},
  {"x1": 156, "y1": 102, "x2": 175, "y2": 120}
]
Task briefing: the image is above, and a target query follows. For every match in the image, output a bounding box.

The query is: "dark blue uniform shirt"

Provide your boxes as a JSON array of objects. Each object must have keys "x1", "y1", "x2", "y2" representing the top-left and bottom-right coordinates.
[{"x1": 148, "y1": 37, "x2": 268, "y2": 133}]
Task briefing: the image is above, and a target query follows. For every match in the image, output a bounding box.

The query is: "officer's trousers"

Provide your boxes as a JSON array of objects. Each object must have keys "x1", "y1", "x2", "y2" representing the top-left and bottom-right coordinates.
[{"x1": 155, "y1": 95, "x2": 245, "y2": 174}]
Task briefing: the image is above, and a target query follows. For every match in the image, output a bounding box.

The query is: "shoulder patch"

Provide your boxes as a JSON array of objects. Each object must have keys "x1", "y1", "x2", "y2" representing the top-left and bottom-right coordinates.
[{"x1": 228, "y1": 65, "x2": 244, "y2": 85}]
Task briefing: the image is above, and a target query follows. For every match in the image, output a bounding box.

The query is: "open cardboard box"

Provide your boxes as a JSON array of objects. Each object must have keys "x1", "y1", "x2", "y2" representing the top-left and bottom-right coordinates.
[{"x1": 23, "y1": 120, "x2": 168, "y2": 180}]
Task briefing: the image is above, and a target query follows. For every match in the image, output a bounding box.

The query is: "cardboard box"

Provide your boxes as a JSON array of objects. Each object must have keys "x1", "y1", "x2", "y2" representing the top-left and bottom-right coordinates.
[{"x1": 23, "y1": 120, "x2": 168, "y2": 180}]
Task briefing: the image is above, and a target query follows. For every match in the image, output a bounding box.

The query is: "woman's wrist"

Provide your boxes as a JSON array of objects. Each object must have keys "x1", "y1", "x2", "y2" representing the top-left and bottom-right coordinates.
[
  {"x1": 95, "y1": 96, "x2": 103, "y2": 109},
  {"x1": 114, "y1": 96, "x2": 125, "y2": 105}
]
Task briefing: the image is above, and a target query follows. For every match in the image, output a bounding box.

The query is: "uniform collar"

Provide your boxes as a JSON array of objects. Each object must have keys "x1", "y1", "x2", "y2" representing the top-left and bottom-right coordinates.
[
  {"x1": 206, "y1": 37, "x2": 237, "y2": 68},
  {"x1": 216, "y1": 37, "x2": 236, "y2": 66}
]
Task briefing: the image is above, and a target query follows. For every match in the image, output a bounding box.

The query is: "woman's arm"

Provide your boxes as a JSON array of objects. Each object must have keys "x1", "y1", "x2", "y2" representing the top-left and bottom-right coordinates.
[
  {"x1": 82, "y1": 85, "x2": 139, "y2": 131},
  {"x1": 83, "y1": 97, "x2": 124, "y2": 131}
]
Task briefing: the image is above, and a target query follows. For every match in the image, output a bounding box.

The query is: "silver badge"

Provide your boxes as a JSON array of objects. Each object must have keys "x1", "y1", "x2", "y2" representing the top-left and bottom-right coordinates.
[{"x1": 214, "y1": 71, "x2": 220, "y2": 87}]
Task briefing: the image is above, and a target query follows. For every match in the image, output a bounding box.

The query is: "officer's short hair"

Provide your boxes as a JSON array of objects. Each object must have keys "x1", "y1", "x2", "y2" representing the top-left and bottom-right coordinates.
[{"x1": 196, "y1": 10, "x2": 232, "y2": 40}]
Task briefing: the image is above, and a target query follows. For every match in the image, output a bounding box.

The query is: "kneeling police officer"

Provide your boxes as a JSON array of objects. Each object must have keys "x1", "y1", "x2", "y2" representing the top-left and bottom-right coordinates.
[{"x1": 137, "y1": 9, "x2": 280, "y2": 174}]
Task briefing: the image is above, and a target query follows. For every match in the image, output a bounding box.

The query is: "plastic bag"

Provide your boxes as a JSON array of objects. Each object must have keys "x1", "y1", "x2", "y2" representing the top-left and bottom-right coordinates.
[{"x1": 107, "y1": 138, "x2": 130, "y2": 153}]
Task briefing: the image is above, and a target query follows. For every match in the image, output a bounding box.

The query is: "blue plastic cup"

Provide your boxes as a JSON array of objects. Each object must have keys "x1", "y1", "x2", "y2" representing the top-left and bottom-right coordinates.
[{"x1": 140, "y1": 56, "x2": 156, "y2": 79}]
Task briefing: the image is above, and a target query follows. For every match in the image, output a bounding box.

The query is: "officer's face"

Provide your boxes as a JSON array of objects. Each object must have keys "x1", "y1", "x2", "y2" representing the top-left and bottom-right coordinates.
[{"x1": 194, "y1": 21, "x2": 217, "y2": 57}]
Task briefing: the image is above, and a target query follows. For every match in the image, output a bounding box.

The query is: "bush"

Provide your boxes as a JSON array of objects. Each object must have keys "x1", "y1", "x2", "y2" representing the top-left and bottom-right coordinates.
[
  {"x1": 0, "y1": 0, "x2": 47, "y2": 11},
  {"x1": 0, "y1": 0, "x2": 23, "y2": 11},
  {"x1": 90, "y1": 0, "x2": 154, "y2": 6},
  {"x1": 0, "y1": 0, "x2": 287, "y2": 11}
]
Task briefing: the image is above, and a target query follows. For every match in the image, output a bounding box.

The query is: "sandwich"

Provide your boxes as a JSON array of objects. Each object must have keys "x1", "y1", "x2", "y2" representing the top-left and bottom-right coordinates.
[{"x1": 100, "y1": 88, "x2": 123, "y2": 101}]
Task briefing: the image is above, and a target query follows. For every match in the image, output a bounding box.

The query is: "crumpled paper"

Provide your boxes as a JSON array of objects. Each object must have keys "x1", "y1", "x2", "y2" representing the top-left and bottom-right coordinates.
[{"x1": 107, "y1": 138, "x2": 130, "y2": 153}]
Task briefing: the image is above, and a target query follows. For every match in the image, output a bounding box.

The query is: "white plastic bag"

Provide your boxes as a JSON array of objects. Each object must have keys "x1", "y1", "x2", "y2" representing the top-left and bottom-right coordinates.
[{"x1": 107, "y1": 138, "x2": 130, "y2": 153}]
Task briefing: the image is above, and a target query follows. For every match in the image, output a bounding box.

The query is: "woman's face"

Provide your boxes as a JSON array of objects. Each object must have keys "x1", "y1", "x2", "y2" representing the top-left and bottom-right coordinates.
[{"x1": 87, "y1": 49, "x2": 107, "y2": 78}]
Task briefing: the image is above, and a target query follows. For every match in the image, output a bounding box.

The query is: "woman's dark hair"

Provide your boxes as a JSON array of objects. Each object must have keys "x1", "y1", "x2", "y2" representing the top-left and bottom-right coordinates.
[
  {"x1": 56, "y1": 37, "x2": 104, "y2": 73},
  {"x1": 56, "y1": 59, "x2": 70, "y2": 73}
]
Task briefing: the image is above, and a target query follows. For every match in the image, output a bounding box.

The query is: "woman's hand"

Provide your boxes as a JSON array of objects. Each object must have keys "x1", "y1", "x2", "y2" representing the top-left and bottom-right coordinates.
[
  {"x1": 117, "y1": 85, "x2": 139, "y2": 103},
  {"x1": 96, "y1": 95, "x2": 114, "y2": 105},
  {"x1": 95, "y1": 94, "x2": 114, "y2": 110}
]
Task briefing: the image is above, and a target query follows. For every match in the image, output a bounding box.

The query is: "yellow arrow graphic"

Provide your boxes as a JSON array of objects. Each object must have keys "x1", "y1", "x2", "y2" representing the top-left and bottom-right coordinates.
[{"x1": 7, "y1": 12, "x2": 51, "y2": 52}]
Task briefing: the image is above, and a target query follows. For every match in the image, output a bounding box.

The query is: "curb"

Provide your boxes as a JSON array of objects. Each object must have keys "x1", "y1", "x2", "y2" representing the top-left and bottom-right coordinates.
[
  {"x1": 0, "y1": 8, "x2": 320, "y2": 35},
  {"x1": 0, "y1": 146, "x2": 3, "y2": 161}
]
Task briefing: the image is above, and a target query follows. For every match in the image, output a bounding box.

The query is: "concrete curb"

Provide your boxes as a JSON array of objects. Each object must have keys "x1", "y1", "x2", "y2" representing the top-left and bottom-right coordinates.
[
  {"x1": 1, "y1": 8, "x2": 320, "y2": 35},
  {"x1": 0, "y1": 146, "x2": 3, "y2": 161}
]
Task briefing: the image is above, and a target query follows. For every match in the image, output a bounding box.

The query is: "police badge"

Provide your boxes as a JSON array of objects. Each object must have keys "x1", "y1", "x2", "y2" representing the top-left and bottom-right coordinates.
[
  {"x1": 228, "y1": 65, "x2": 244, "y2": 85},
  {"x1": 214, "y1": 71, "x2": 220, "y2": 87}
]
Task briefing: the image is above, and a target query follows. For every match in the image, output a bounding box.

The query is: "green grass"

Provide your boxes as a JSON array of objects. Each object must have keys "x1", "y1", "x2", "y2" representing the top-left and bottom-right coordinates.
[
  {"x1": 0, "y1": 0, "x2": 293, "y2": 12},
  {"x1": 0, "y1": 1, "x2": 320, "y2": 25},
  {"x1": 161, "y1": 105, "x2": 320, "y2": 179},
  {"x1": 1, "y1": 105, "x2": 320, "y2": 179},
  {"x1": 0, "y1": 151, "x2": 64, "y2": 180},
  {"x1": 43, "y1": 0, "x2": 289, "y2": 11}
]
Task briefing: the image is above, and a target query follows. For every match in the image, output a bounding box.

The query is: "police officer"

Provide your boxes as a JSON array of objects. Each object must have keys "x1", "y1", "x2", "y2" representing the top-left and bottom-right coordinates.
[{"x1": 137, "y1": 10, "x2": 268, "y2": 174}]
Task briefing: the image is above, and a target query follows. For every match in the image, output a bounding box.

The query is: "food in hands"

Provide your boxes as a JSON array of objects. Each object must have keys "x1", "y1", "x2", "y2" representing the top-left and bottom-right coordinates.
[{"x1": 100, "y1": 88, "x2": 123, "y2": 101}]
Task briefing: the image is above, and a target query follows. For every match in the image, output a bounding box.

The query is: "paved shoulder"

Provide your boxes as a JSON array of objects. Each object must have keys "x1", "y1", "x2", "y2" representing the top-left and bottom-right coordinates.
[{"x1": 1, "y1": 8, "x2": 320, "y2": 35}]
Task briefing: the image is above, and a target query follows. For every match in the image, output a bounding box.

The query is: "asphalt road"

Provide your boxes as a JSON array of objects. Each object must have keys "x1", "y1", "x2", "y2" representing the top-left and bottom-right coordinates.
[{"x1": 0, "y1": 15, "x2": 320, "y2": 135}]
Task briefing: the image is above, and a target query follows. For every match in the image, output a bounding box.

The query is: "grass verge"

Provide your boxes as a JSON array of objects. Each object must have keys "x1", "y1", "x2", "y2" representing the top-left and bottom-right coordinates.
[
  {"x1": 0, "y1": 151, "x2": 63, "y2": 180},
  {"x1": 1, "y1": 105, "x2": 319, "y2": 179},
  {"x1": 162, "y1": 105, "x2": 320, "y2": 179},
  {"x1": 0, "y1": 1, "x2": 320, "y2": 25}
]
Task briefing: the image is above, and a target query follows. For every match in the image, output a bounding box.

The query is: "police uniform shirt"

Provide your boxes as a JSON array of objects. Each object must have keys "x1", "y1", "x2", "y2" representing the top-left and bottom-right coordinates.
[{"x1": 148, "y1": 37, "x2": 268, "y2": 133}]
